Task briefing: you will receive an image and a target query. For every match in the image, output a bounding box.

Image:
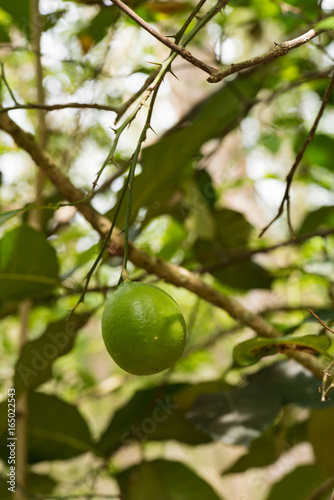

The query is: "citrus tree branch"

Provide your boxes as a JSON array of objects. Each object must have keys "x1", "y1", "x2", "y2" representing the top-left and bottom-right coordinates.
[
  {"x1": 0, "y1": 102, "x2": 119, "y2": 114},
  {"x1": 260, "y1": 70, "x2": 334, "y2": 237},
  {"x1": 208, "y1": 29, "x2": 326, "y2": 83},
  {"x1": 109, "y1": 0, "x2": 221, "y2": 76},
  {"x1": 0, "y1": 112, "x2": 329, "y2": 381}
]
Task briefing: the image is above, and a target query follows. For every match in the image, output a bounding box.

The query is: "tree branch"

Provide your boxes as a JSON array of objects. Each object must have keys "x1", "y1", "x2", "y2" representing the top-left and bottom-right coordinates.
[
  {"x1": 0, "y1": 102, "x2": 119, "y2": 114},
  {"x1": 208, "y1": 29, "x2": 325, "y2": 83},
  {"x1": 260, "y1": 70, "x2": 334, "y2": 237},
  {"x1": 0, "y1": 112, "x2": 329, "y2": 381},
  {"x1": 109, "y1": 0, "x2": 218, "y2": 76}
]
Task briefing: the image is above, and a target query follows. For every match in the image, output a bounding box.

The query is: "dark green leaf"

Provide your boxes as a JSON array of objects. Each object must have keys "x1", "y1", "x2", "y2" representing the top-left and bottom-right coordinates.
[
  {"x1": 309, "y1": 407, "x2": 334, "y2": 473},
  {"x1": 14, "y1": 313, "x2": 91, "y2": 397},
  {"x1": 96, "y1": 383, "x2": 212, "y2": 456},
  {"x1": 1, "y1": 1, "x2": 30, "y2": 35},
  {"x1": 298, "y1": 205, "x2": 334, "y2": 235},
  {"x1": 116, "y1": 459, "x2": 222, "y2": 500},
  {"x1": 195, "y1": 170, "x2": 217, "y2": 210},
  {"x1": 0, "y1": 472, "x2": 56, "y2": 499},
  {"x1": 264, "y1": 464, "x2": 330, "y2": 500},
  {"x1": 186, "y1": 380, "x2": 281, "y2": 447},
  {"x1": 226, "y1": 419, "x2": 308, "y2": 473},
  {"x1": 233, "y1": 335, "x2": 330, "y2": 366},
  {"x1": 77, "y1": 6, "x2": 119, "y2": 45},
  {"x1": 294, "y1": 133, "x2": 334, "y2": 171},
  {"x1": 0, "y1": 224, "x2": 59, "y2": 301},
  {"x1": 0, "y1": 392, "x2": 94, "y2": 464},
  {"x1": 211, "y1": 260, "x2": 273, "y2": 290}
]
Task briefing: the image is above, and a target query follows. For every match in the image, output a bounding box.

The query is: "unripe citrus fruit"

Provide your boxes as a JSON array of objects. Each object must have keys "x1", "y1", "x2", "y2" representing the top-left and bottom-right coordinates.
[{"x1": 102, "y1": 281, "x2": 187, "y2": 375}]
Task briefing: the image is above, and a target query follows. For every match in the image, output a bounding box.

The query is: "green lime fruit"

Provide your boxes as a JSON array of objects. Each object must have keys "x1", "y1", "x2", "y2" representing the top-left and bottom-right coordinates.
[{"x1": 102, "y1": 281, "x2": 187, "y2": 375}]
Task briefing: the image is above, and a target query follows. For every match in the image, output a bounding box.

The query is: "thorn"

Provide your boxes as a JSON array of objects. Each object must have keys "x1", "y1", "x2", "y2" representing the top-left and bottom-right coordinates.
[
  {"x1": 169, "y1": 68, "x2": 179, "y2": 80},
  {"x1": 149, "y1": 125, "x2": 157, "y2": 135},
  {"x1": 146, "y1": 61, "x2": 162, "y2": 67}
]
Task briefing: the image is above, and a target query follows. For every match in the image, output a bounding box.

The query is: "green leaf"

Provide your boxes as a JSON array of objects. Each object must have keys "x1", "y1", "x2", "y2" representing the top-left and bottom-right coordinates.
[
  {"x1": 0, "y1": 472, "x2": 56, "y2": 499},
  {"x1": 233, "y1": 335, "x2": 331, "y2": 366},
  {"x1": 1, "y1": 1, "x2": 30, "y2": 35},
  {"x1": 116, "y1": 459, "x2": 222, "y2": 500},
  {"x1": 0, "y1": 224, "x2": 59, "y2": 301},
  {"x1": 96, "y1": 383, "x2": 211, "y2": 456},
  {"x1": 226, "y1": 419, "x2": 308, "y2": 473},
  {"x1": 298, "y1": 205, "x2": 334, "y2": 235},
  {"x1": 14, "y1": 313, "x2": 91, "y2": 397},
  {"x1": 0, "y1": 392, "x2": 94, "y2": 464},
  {"x1": 186, "y1": 380, "x2": 281, "y2": 447},
  {"x1": 309, "y1": 407, "x2": 334, "y2": 473},
  {"x1": 77, "y1": 6, "x2": 119, "y2": 45},
  {"x1": 211, "y1": 260, "x2": 273, "y2": 290},
  {"x1": 294, "y1": 133, "x2": 334, "y2": 171},
  {"x1": 264, "y1": 464, "x2": 330, "y2": 500},
  {"x1": 0, "y1": 207, "x2": 27, "y2": 226},
  {"x1": 316, "y1": 16, "x2": 334, "y2": 30}
]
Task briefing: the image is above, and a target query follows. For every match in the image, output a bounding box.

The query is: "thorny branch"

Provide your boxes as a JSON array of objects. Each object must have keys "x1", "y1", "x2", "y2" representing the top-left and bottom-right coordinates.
[
  {"x1": 307, "y1": 309, "x2": 334, "y2": 401},
  {"x1": 260, "y1": 70, "x2": 334, "y2": 238},
  {"x1": 0, "y1": 111, "x2": 330, "y2": 382},
  {"x1": 208, "y1": 29, "x2": 326, "y2": 83}
]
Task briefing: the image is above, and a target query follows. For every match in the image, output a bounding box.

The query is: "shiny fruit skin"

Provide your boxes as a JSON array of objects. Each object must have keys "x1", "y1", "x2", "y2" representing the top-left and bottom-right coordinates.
[{"x1": 102, "y1": 281, "x2": 187, "y2": 375}]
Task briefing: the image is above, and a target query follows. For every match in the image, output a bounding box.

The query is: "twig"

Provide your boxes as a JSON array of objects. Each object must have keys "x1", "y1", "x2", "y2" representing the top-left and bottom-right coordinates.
[
  {"x1": 306, "y1": 475, "x2": 334, "y2": 500},
  {"x1": 307, "y1": 308, "x2": 334, "y2": 401},
  {"x1": 0, "y1": 112, "x2": 329, "y2": 382},
  {"x1": 174, "y1": 0, "x2": 208, "y2": 44},
  {"x1": 197, "y1": 227, "x2": 334, "y2": 273},
  {"x1": 109, "y1": 0, "x2": 220, "y2": 76},
  {"x1": 0, "y1": 102, "x2": 119, "y2": 114},
  {"x1": 208, "y1": 29, "x2": 325, "y2": 83},
  {"x1": 307, "y1": 308, "x2": 334, "y2": 335},
  {"x1": 115, "y1": 68, "x2": 159, "y2": 123},
  {"x1": 0, "y1": 62, "x2": 19, "y2": 104},
  {"x1": 260, "y1": 70, "x2": 334, "y2": 237}
]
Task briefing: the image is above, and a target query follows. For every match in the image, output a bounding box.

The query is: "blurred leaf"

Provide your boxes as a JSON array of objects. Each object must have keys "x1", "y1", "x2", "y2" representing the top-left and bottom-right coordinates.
[
  {"x1": 211, "y1": 260, "x2": 273, "y2": 290},
  {"x1": 116, "y1": 459, "x2": 222, "y2": 500},
  {"x1": 96, "y1": 383, "x2": 212, "y2": 456},
  {"x1": 261, "y1": 133, "x2": 281, "y2": 153},
  {"x1": 195, "y1": 170, "x2": 217, "y2": 210},
  {"x1": 186, "y1": 380, "x2": 281, "y2": 447},
  {"x1": 0, "y1": 25, "x2": 10, "y2": 42},
  {"x1": 309, "y1": 407, "x2": 334, "y2": 473},
  {"x1": 264, "y1": 464, "x2": 330, "y2": 500},
  {"x1": 233, "y1": 335, "x2": 330, "y2": 366},
  {"x1": 0, "y1": 207, "x2": 27, "y2": 226},
  {"x1": 1, "y1": 1, "x2": 30, "y2": 35},
  {"x1": 0, "y1": 472, "x2": 56, "y2": 499},
  {"x1": 14, "y1": 313, "x2": 91, "y2": 397},
  {"x1": 316, "y1": 16, "x2": 334, "y2": 29},
  {"x1": 294, "y1": 133, "x2": 334, "y2": 171},
  {"x1": 0, "y1": 224, "x2": 59, "y2": 301},
  {"x1": 77, "y1": 6, "x2": 119, "y2": 48},
  {"x1": 226, "y1": 419, "x2": 308, "y2": 473},
  {"x1": 0, "y1": 392, "x2": 94, "y2": 464},
  {"x1": 298, "y1": 205, "x2": 334, "y2": 235}
]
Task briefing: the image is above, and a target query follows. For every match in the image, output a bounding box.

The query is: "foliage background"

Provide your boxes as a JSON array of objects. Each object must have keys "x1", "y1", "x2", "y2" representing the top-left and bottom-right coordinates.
[{"x1": 1, "y1": 0, "x2": 334, "y2": 498}]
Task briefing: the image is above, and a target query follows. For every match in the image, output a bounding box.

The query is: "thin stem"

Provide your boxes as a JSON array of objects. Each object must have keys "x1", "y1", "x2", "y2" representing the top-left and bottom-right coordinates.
[
  {"x1": 260, "y1": 70, "x2": 334, "y2": 237},
  {"x1": 0, "y1": 62, "x2": 19, "y2": 104},
  {"x1": 0, "y1": 102, "x2": 119, "y2": 114},
  {"x1": 175, "y1": 0, "x2": 208, "y2": 44},
  {"x1": 109, "y1": 0, "x2": 217, "y2": 76},
  {"x1": 208, "y1": 29, "x2": 325, "y2": 83}
]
